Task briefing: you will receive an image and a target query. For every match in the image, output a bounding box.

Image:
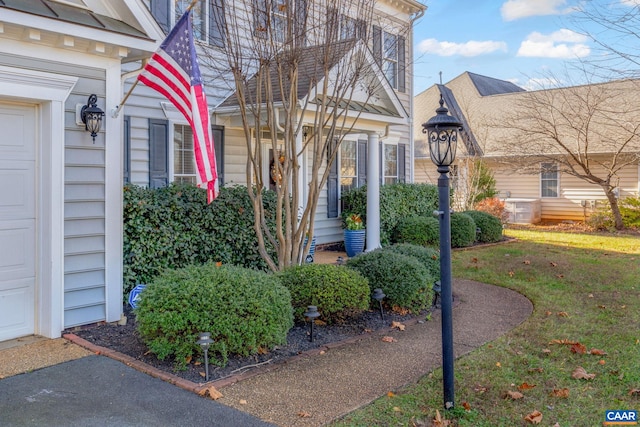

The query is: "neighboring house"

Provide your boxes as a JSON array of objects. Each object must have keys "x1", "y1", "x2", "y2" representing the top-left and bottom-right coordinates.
[
  {"x1": 0, "y1": 0, "x2": 164, "y2": 342},
  {"x1": 126, "y1": 0, "x2": 426, "y2": 247},
  {"x1": 414, "y1": 72, "x2": 640, "y2": 223}
]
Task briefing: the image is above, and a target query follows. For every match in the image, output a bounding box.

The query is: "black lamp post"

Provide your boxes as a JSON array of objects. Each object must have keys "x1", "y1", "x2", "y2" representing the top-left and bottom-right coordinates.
[
  {"x1": 197, "y1": 332, "x2": 214, "y2": 381},
  {"x1": 422, "y1": 94, "x2": 462, "y2": 410},
  {"x1": 303, "y1": 305, "x2": 320, "y2": 342}
]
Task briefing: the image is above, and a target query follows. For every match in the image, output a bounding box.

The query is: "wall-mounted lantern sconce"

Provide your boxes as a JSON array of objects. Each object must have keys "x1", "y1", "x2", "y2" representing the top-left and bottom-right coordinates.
[{"x1": 80, "y1": 94, "x2": 104, "y2": 143}]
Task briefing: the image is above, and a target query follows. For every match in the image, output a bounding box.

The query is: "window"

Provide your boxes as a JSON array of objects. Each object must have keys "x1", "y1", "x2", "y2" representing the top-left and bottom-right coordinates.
[
  {"x1": 383, "y1": 32, "x2": 398, "y2": 89},
  {"x1": 372, "y1": 26, "x2": 406, "y2": 92},
  {"x1": 271, "y1": 0, "x2": 289, "y2": 44},
  {"x1": 541, "y1": 162, "x2": 558, "y2": 197},
  {"x1": 341, "y1": 140, "x2": 358, "y2": 193},
  {"x1": 383, "y1": 144, "x2": 397, "y2": 185},
  {"x1": 174, "y1": 124, "x2": 197, "y2": 184},
  {"x1": 254, "y1": 0, "x2": 306, "y2": 44},
  {"x1": 150, "y1": 0, "x2": 225, "y2": 47}
]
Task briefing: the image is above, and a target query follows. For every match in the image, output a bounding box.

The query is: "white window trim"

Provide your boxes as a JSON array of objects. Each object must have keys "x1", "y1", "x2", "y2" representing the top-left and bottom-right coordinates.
[
  {"x1": 540, "y1": 162, "x2": 560, "y2": 198},
  {"x1": 383, "y1": 142, "x2": 399, "y2": 185},
  {"x1": 383, "y1": 31, "x2": 398, "y2": 90}
]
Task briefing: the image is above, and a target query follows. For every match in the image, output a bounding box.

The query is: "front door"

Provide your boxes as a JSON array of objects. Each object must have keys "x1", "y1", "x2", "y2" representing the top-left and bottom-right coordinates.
[{"x1": 0, "y1": 101, "x2": 36, "y2": 341}]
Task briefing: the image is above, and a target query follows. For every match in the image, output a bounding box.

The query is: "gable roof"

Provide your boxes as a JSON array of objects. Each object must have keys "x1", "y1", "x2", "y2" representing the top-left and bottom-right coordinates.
[
  {"x1": 466, "y1": 72, "x2": 525, "y2": 96},
  {"x1": 217, "y1": 39, "x2": 407, "y2": 122},
  {"x1": 437, "y1": 84, "x2": 482, "y2": 156},
  {"x1": 0, "y1": 0, "x2": 149, "y2": 39}
]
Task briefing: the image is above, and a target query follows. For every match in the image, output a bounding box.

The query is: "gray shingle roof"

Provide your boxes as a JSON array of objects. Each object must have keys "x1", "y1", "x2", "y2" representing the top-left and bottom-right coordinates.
[
  {"x1": 467, "y1": 72, "x2": 524, "y2": 96},
  {"x1": 0, "y1": 0, "x2": 149, "y2": 39}
]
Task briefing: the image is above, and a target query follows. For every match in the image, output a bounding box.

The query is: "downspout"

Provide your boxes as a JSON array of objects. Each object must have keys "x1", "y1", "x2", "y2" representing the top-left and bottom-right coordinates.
[{"x1": 408, "y1": 8, "x2": 426, "y2": 183}]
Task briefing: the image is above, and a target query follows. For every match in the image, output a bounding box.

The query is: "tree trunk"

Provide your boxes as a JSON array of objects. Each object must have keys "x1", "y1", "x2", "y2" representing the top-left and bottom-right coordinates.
[{"x1": 603, "y1": 186, "x2": 624, "y2": 230}]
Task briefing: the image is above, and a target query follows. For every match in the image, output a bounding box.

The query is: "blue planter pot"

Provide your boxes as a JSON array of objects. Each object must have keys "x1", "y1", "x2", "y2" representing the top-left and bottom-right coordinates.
[
  {"x1": 303, "y1": 235, "x2": 316, "y2": 262},
  {"x1": 344, "y1": 229, "x2": 366, "y2": 257}
]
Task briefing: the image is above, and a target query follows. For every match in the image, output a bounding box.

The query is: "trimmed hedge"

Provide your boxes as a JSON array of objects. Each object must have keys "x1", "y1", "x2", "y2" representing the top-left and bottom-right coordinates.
[
  {"x1": 383, "y1": 243, "x2": 440, "y2": 282},
  {"x1": 276, "y1": 264, "x2": 370, "y2": 324},
  {"x1": 393, "y1": 215, "x2": 439, "y2": 246},
  {"x1": 451, "y1": 212, "x2": 477, "y2": 248},
  {"x1": 341, "y1": 183, "x2": 439, "y2": 246},
  {"x1": 463, "y1": 210, "x2": 503, "y2": 243},
  {"x1": 135, "y1": 264, "x2": 293, "y2": 369},
  {"x1": 123, "y1": 183, "x2": 278, "y2": 297},
  {"x1": 345, "y1": 249, "x2": 433, "y2": 313}
]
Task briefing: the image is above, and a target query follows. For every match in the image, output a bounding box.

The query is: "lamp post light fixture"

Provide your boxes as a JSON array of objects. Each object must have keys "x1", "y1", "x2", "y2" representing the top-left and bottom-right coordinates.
[
  {"x1": 422, "y1": 94, "x2": 462, "y2": 410},
  {"x1": 196, "y1": 332, "x2": 214, "y2": 381},
  {"x1": 372, "y1": 288, "x2": 386, "y2": 321},
  {"x1": 80, "y1": 94, "x2": 105, "y2": 143},
  {"x1": 303, "y1": 305, "x2": 321, "y2": 342}
]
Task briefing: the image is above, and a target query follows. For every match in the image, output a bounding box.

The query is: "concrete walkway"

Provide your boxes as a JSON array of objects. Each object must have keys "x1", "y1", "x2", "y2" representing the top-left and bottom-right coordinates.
[{"x1": 0, "y1": 274, "x2": 532, "y2": 427}]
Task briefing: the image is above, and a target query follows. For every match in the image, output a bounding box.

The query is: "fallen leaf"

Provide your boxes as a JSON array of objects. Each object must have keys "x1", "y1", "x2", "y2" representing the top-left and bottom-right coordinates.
[
  {"x1": 549, "y1": 388, "x2": 570, "y2": 398},
  {"x1": 496, "y1": 362, "x2": 502, "y2": 368},
  {"x1": 629, "y1": 388, "x2": 640, "y2": 396},
  {"x1": 297, "y1": 411, "x2": 311, "y2": 418},
  {"x1": 239, "y1": 399, "x2": 248, "y2": 405},
  {"x1": 257, "y1": 346, "x2": 268, "y2": 355},
  {"x1": 387, "y1": 391, "x2": 395, "y2": 398},
  {"x1": 553, "y1": 423, "x2": 561, "y2": 427},
  {"x1": 198, "y1": 386, "x2": 223, "y2": 400},
  {"x1": 542, "y1": 348, "x2": 551, "y2": 354},
  {"x1": 550, "y1": 262, "x2": 558, "y2": 267},
  {"x1": 590, "y1": 348, "x2": 607, "y2": 356},
  {"x1": 462, "y1": 401, "x2": 471, "y2": 411},
  {"x1": 432, "y1": 409, "x2": 452, "y2": 427},
  {"x1": 570, "y1": 343, "x2": 587, "y2": 354},
  {"x1": 523, "y1": 260, "x2": 531, "y2": 265},
  {"x1": 364, "y1": 328, "x2": 373, "y2": 333},
  {"x1": 185, "y1": 355, "x2": 192, "y2": 364},
  {"x1": 518, "y1": 382, "x2": 537, "y2": 390},
  {"x1": 474, "y1": 385, "x2": 488, "y2": 393},
  {"x1": 598, "y1": 305, "x2": 606, "y2": 309},
  {"x1": 393, "y1": 407, "x2": 402, "y2": 412},
  {"x1": 557, "y1": 311, "x2": 569, "y2": 317},
  {"x1": 508, "y1": 271, "x2": 515, "y2": 277},
  {"x1": 572, "y1": 366, "x2": 596, "y2": 380},
  {"x1": 391, "y1": 321, "x2": 406, "y2": 331},
  {"x1": 524, "y1": 410, "x2": 543, "y2": 424},
  {"x1": 194, "y1": 361, "x2": 201, "y2": 366},
  {"x1": 599, "y1": 359, "x2": 606, "y2": 365},
  {"x1": 549, "y1": 339, "x2": 578, "y2": 345},
  {"x1": 556, "y1": 274, "x2": 564, "y2": 278},
  {"x1": 199, "y1": 372, "x2": 206, "y2": 378},
  {"x1": 314, "y1": 319, "x2": 327, "y2": 326},
  {"x1": 381, "y1": 336, "x2": 397, "y2": 343},
  {"x1": 471, "y1": 257, "x2": 478, "y2": 263},
  {"x1": 588, "y1": 293, "x2": 594, "y2": 298},
  {"x1": 505, "y1": 390, "x2": 524, "y2": 400},
  {"x1": 545, "y1": 311, "x2": 553, "y2": 316},
  {"x1": 529, "y1": 367, "x2": 544, "y2": 373}
]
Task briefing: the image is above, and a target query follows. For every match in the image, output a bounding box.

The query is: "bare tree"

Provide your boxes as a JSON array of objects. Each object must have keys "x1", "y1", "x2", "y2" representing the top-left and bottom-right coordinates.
[
  {"x1": 200, "y1": 0, "x2": 402, "y2": 270},
  {"x1": 494, "y1": 79, "x2": 640, "y2": 229}
]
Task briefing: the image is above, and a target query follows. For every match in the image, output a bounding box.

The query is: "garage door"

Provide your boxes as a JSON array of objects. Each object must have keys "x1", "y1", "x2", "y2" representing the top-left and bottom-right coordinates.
[{"x1": 0, "y1": 102, "x2": 36, "y2": 341}]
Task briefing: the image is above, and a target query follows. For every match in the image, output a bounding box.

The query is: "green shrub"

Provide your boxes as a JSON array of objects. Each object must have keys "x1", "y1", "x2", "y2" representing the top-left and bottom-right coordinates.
[
  {"x1": 383, "y1": 244, "x2": 440, "y2": 281},
  {"x1": 345, "y1": 250, "x2": 433, "y2": 313},
  {"x1": 463, "y1": 210, "x2": 503, "y2": 243},
  {"x1": 393, "y1": 216, "x2": 439, "y2": 246},
  {"x1": 276, "y1": 264, "x2": 369, "y2": 323},
  {"x1": 123, "y1": 183, "x2": 278, "y2": 298},
  {"x1": 341, "y1": 183, "x2": 439, "y2": 246},
  {"x1": 450, "y1": 212, "x2": 476, "y2": 248},
  {"x1": 620, "y1": 197, "x2": 640, "y2": 228},
  {"x1": 135, "y1": 264, "x2": 293, "y2": 369}
]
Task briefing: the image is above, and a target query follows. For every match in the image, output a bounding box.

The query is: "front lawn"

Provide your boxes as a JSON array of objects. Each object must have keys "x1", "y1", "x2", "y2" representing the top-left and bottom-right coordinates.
[{"x1": 333, "y1": 227, "x2": 640, "y2": 426}]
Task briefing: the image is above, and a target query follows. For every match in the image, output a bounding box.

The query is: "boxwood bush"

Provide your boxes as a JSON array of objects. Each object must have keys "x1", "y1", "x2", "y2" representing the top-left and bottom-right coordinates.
[
  {"x1": 123, "y1": 183, "x2": 278, "y2": 297},
  {"x1": 341, "y1": 183, "x2": 439, "y2": 246},
  {"x1": 383, "y1": 243, "x2": 440, "y2": 282},
  {"x1": 393, "y1": 215, "x2": 439, "y2": 246},
  {"x1": 451, "y1": 212, "x2": 477, "y2": 248},
  {"x1": 345, "y1": 250, "x2": 433, "y2": 313},
  {"x1": 276, "y1": 264, "x2": 369, "y2": 324},
  {"x1": 135, "y1": 264, "x2": 293, "y2": 369},
  {"x1": 463, "y1": 210, "x2": 503, "y2": 243}
]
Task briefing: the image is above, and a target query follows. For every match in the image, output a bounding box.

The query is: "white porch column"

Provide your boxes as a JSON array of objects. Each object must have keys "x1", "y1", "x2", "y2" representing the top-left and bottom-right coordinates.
[{"x1": 366, "y1": 132, "x2": 381, "y2": 250}]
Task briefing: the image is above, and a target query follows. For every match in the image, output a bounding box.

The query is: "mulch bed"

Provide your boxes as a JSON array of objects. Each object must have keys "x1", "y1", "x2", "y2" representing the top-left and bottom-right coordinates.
[{"x1": 67, "y1": 304, "x2": 431, "y2": 384}]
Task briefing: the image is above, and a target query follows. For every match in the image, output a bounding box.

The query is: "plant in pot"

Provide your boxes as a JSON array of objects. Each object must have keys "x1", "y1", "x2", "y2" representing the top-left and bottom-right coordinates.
[{"x1": 343, "y1": 213, "x2": 366, "y2": 257}]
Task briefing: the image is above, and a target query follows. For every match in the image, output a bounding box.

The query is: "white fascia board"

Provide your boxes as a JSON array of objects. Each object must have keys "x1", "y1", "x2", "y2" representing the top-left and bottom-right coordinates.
[{"x1": 1, "y1": 9, "x2": 158, "y2": 52}]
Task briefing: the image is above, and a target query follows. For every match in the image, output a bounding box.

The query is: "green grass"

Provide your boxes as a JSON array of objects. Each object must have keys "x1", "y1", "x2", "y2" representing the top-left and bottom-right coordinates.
[{"x1": 332, "y1": 228, "x2": 640, "y2": 426}]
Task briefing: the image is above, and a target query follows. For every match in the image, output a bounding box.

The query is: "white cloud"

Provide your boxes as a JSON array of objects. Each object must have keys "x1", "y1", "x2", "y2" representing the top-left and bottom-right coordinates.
[
  {"x1": 517, "y1": 29, "x2": 590, "y2": 58},
  {"x1": 418, "y1": 39, "x2": 508, "y2": 57},
  {"x1": 621, "y1": 0, "x2": 640, "y2": 5},
  {"x1": 501, "y1": 0, "x2": 576, "y2": 21}
]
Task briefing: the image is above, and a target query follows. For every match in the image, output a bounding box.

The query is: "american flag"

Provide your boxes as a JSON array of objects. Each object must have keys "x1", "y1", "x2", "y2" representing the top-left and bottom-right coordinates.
[{"x1": 138, "y1": 10, "x2": 218, "y2": 202}]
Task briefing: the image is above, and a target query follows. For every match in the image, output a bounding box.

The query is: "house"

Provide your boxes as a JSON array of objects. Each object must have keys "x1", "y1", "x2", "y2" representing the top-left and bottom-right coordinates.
[
  {"x1": 126, "y1": 0, "x2": 426, "y2": 248},
  {"x1": 414, "y1": 72, "x2": 640, "y2": 223},
  {"x1": 0, "y1": 0, "x2": 164, "y2": 342}
]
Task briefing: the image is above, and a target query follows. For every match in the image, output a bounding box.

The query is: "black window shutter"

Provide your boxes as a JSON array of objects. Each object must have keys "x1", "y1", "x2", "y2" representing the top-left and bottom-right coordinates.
[
  {"x1": 123, "y1": 115, "x2": 131, "y2": 185},
  {"x1": 209, "y1": 0, "x2": 225, "y2": 48},
  {"x1": 151, "y1": 0, "x2": 171, "y2": 34},
  {"x1": 357, "y1": 139, "x2": 367, "y2": 187},
  {"x1": 212, "y1": 125, "x2": 224, "y2": 186},
  {"x1": 327, "y1": 138, "x2": 339, "y2": 218},
  {"x1": 356, "y1": 18, "x2": 367, "y2": 40},
  {"x1": 398, "y1": 35, "x2": 406, "y2": 93},
  {"x1": 149, "y1": 119, "x2": 169, "y2": 189},
  {"x1": 398, "y1": 144, "x2": 406, "y2": 183},
  {"x1": 372, "y1": 25, "x2": 382, "y2": 66}
]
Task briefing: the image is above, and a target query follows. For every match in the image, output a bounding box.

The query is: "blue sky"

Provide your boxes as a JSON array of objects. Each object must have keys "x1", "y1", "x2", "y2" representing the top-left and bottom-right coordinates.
[{"x1": 412, "y1": 0, "x2": 636, "y2": 95}]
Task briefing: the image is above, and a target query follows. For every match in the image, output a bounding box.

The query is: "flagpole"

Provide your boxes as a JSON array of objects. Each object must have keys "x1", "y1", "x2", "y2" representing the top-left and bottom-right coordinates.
[{"x1": 112, "y1": 1, "x2": 198, "y2": 118}]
